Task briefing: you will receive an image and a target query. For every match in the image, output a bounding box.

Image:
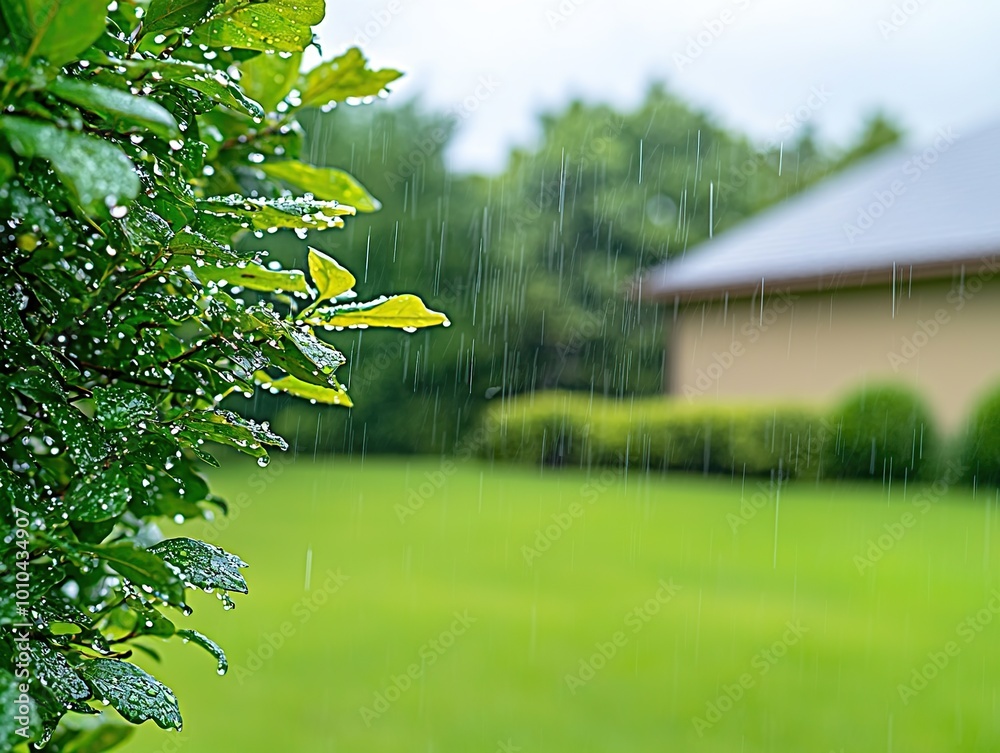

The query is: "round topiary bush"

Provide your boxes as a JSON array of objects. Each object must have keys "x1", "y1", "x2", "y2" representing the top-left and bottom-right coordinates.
[
  {"x1": 960, "y1": 384, "x2": 1000, "y2": 487},
  {"x1": 826, "y1": 383, "x2": 937, "y2": 480}
]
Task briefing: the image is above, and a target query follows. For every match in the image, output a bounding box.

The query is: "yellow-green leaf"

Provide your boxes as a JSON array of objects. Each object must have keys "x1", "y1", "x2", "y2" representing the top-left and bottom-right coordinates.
[
  {"x1": 306, "y1": 294, "x2": 449, "y2": 330},
  {"x1": 307, "y1": 247, "x2": 355, "y2": 301},
  {"x1": 260, "y1": 161, "x2": 380, "y2": 212},
  {"x1": 238, "y1": 51, "x2": 301, "y2": 113},
  {"x1": 192, "y1": 0, "x2": 324, "y2": 53},
  {"x1": 256, "y1": 372, "x2": 353, "y2": 407},
  {"x1": 200, "y1": 194, "x2": 355, "y2": 231},
  {"x1": 298, "y1": 47, "x2": 403, "y2": 109},
  {"x1": 193, "y1": 263, "x2": 308, "y2": 294}
]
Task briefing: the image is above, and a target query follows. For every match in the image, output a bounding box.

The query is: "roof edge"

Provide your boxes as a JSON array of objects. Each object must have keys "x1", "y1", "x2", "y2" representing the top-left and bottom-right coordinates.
[{"x1": 634, "y1": 252, "x2": 1000, "y2": 304}]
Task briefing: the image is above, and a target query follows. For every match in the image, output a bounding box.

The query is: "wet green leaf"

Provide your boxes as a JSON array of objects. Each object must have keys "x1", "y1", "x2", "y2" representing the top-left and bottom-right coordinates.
[
  {"x1": 307, "y1": 247, "x2": 355, "y2": 301},
  {"x1": 1, "y1": 0, "x2": 107, "y2": 66},
  {"x1": 256, "y1": 371, "x2": 352, "y2": 406},
  {"x1": 298, "y1": 46, "x2": 402, "y2": 109},
  {"x1": 0, "y1": 118, "x2": 139, "y2": 213},
  {"x1": 148, "y1": 537, "x2": 248, "y2": 593},
  {"x1": 143, "y1": 0, "x2": 220, "y2": 35},
  {"x1": 307, "y1": 294, "x2": 450, "y2": 330},
  {"x1": 177, "y1": 629, "x2": 227, "y2": 674},
  {"x1": 173, "y1": 67, "x2": 265, "y2": 120},
  {"x1": 132, "y1": 604, "x2": 176, "y2": 638},
  {"x1": 175, "y1": 408, "x2": 288, "y2": 457},
  {"x1": 78, "y1": 543, "x2": 185, "y2": 605},
  {"x1": 260, "y1": 323, "x2": 345, "y2": 388},
  {"x1": 79, "y1": 660, "x2": 181, "y2": 730},
  {"x1": 199, "y1": 194, "x2": 355, "y2": 231},
  {"x1": 48, "y1": 404, "x2": 110, "y2": 468},
  {"x1": 64, "y1": 464, "x2": 133, "y2": 522},
  {"x1": 28, "y1": 640, "x2": 90, "y2": 705},
  {"x1": 0, "y1": 289, "x2": 30, "y2": 344},
  {"x1": 92, "y1": 384, "x2": 157, "y2": 430},
  {"x1": 238, "y1": 51, "x2": 301, "y2": 112},
  {"x1": 193, "y1": 0, "x2": 324, "y2": 52},
  {"x1": 48, "y1": 78, "x2": 181, "y2": 141},
  {"x1": 260, "y1": 161, "x2": 380, "y2": 211},
  {"x1": 192, "y1": 262, "x2": 309, "y2": 294},
  {"x1": 8, "y1": 366, "x2": 63, "y2": 402}
]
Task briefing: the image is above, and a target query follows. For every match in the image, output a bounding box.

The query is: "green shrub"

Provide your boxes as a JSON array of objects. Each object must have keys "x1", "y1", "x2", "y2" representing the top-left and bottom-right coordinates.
[
  {"x1": 481, "y1": 393, "x2": 592, "y2": 465},
  {"x1": 960, "y1": 384, "x2": 1000, "y2": 487},
  {"x1": 825, "y1": 383, "x2": 937, "y2": 480},
  {"x1": 480, "y1": 393, "x2": 824, "y2": 478},
  {"x1": 0, "y1": 2, "x2": 448, "y2": 749}
]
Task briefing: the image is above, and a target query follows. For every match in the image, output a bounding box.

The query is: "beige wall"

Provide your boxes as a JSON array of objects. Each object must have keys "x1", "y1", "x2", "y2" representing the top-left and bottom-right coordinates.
[{"x1": 670, "y1": 260, "x2": 1000, "y2": 431}]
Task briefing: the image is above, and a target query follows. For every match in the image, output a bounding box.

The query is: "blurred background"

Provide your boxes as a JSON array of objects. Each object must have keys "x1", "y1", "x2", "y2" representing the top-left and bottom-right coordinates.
[{"x1": 126, "y1": 1, "x2": 1000, "y2": 751}]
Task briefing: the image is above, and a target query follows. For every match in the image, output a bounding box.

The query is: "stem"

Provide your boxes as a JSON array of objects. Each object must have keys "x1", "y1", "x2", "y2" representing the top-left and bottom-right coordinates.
[
  {"x1": 76, "y1": 360, "x2": 200, "y2": 395},
  {"x1": 127, "y1": 20, "x2": 144, "y2": 57},
  {"x1": 167, "y1": 334, "x2": 222, "y2": 364}
]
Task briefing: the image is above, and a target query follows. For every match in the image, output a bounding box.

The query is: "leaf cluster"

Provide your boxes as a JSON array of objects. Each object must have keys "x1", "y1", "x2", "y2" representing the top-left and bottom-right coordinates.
[{"x1": 0, "y1": 0, "x2": 445, "y2": 747}]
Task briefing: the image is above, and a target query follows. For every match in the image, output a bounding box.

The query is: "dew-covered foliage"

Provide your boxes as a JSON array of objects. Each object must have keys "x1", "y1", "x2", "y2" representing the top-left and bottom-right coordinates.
[{"x1": 0, "y1": 0, "x2": 447, "y2": 748}]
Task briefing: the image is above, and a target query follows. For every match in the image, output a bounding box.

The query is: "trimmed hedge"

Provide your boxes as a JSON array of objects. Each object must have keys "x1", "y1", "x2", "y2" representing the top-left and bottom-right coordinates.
[
  {"x1": 479, "y1": 392, "x2": 827, "y2": 478},
  {"x1": 961, "y1": 384, "x2": 1000, "y2": 487},
  {"x1": 825, "y1": 383, "x2": 937, "y2": 480}
]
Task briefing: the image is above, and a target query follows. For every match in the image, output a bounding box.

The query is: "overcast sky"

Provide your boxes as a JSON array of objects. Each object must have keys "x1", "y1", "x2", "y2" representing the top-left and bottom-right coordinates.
[{"x1": 307, "y1": 0, "x2": 1000, "y2": 174}]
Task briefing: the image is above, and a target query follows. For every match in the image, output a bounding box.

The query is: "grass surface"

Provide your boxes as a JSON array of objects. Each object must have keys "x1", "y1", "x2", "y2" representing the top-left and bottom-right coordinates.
[{"x1": 122, "y1": 456, "x2": 1000, "y2": 753}]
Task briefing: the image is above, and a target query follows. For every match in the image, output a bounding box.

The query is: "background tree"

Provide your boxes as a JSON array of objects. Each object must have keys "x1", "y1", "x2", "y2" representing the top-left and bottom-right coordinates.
[{"x1": 255, "y1": 88, "x2": 902, "y2": 455}]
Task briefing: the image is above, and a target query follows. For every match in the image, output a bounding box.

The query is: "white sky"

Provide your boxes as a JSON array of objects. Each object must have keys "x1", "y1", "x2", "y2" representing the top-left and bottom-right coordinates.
[{"x1": 308, "y1": 0, "x2": 1000, "y2": 173}]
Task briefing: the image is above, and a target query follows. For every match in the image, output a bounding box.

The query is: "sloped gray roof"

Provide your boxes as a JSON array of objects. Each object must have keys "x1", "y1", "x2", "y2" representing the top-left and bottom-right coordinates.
[{"x1": 641, "y1": 123, "x2": 1000, "y2": 301}]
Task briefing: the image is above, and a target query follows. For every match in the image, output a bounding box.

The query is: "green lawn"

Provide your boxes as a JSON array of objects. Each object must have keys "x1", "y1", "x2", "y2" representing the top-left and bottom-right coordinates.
[{"x1": 122, "y1": 456, "x2": 1000, "y2": 753}]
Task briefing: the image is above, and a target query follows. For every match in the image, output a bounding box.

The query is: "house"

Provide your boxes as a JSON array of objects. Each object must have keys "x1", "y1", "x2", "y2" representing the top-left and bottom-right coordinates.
[{"x1": 640, "y1": 123, "x2": 1000, "y2": 430}]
